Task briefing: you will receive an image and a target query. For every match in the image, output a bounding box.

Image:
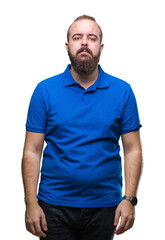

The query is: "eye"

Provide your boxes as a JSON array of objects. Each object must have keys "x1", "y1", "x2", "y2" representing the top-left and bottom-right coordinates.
[
  {"x1": 88, "y1": 36, "x2": 97, "y2": 41},
  {"x1": 90, "y1": 38, "x2": 96, "y2": 41},
  {"x1": 73, "y1": 35, "x2": 81, "y2": 41},
  {"x1": 74, "y1": 37, "x2": 80, "y2": 40}
]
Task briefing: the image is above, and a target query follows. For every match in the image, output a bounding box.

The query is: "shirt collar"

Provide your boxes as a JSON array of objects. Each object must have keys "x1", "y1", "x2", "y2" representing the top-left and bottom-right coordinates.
[{"x1": 63, "y1": 64, "x2": 110, "y2": 90}]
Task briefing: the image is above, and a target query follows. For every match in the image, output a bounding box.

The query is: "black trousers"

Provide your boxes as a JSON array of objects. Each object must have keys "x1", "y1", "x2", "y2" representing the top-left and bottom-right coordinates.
[{"x1": 38, "y1": 200, "x2": 117, "y2": 240}]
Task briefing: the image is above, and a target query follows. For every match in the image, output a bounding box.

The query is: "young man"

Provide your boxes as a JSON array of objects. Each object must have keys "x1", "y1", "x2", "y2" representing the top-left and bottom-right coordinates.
[{"x1": 22, "y1": 15, "x2": 142, "y2": 240}]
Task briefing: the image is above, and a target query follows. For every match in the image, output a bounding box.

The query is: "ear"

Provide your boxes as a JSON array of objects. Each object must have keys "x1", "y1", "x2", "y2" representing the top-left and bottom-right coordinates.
[
  {"x1": 65, "y1": 42, "x2": 69, "y2": 52},
  {"x1": 100, "y1": 43, "x2": 104, "y2": 53}
]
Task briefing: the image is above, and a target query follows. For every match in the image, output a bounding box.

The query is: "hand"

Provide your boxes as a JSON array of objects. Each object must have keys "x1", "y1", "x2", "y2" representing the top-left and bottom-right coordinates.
[
  {"x1": 114, "y1": 200, "x2": 135, "y2": 235},
  {"x1": 25, "y1": 202, "x2": 48, "y2": 238}
]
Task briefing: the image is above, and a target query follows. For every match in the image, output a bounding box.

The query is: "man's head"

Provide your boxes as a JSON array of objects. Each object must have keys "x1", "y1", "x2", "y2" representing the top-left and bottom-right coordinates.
[{"x1": 65, "y1": 15, "x2": 104, "y2": 74}]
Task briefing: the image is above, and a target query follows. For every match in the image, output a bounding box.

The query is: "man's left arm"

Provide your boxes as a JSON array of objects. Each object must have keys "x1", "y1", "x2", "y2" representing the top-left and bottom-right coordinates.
[{"x1": 114, "y1": 130, "x2": 143, "y2": 235}]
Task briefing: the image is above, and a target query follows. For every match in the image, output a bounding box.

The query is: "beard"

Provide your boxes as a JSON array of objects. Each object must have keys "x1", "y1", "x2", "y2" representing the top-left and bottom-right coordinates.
[{"x1": 67, "y1": 46, "x2": 101, "y2": 75}]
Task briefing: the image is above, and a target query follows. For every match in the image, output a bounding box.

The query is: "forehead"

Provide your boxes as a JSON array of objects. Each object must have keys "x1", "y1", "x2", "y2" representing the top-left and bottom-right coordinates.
[{"x1": 69, "y1": 19, "x2": 100, "y2": 37}]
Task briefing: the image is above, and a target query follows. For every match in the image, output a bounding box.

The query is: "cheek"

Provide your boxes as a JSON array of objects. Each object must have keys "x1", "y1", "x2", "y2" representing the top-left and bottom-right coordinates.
[
  {"x1": 68, "y1": 43, "x2": 80, "y2": 55},
  {"x1": 90, "y1": 45, "x2": 100, "y2": 55}
]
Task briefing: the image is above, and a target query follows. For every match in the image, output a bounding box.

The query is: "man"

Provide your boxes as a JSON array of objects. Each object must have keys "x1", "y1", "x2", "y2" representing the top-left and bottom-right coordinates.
[{"x1": 22, "y1": 15, "x2": 142, "y2": 240}]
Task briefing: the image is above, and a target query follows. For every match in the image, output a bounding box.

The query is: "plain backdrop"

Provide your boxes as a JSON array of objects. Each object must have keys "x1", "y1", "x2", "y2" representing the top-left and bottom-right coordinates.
[{"x1": 0, "y1": 0, "x2": 165, "y2": 239}]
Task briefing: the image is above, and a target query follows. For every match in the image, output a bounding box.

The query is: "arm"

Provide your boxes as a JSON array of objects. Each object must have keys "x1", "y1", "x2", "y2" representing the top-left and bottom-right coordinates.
[
  {"x1": 114, "y1": 130, "x2": 143, "y2": 235},
  {"x1": 22, "y1": 131, "x2": 47, "y2": 238}
]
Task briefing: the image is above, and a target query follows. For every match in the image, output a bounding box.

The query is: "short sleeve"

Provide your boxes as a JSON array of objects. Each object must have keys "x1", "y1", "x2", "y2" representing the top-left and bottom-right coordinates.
[
  {"x1": 26, "y1": 84, "x2": 47, "y2": 133},
  {"x1": 120, "y1": 85, "x2": 142, "y2": 135}
]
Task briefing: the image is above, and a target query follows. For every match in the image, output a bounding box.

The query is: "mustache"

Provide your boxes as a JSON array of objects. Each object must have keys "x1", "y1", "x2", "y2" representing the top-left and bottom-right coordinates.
[{"x1": 76, "y1": 47, "x2": 93, "y2": 56}]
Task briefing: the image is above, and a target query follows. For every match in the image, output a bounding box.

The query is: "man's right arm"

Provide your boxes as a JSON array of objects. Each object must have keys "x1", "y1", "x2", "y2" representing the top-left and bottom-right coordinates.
[{"x1": 21, "y1": 131, "x2": 48, "y2": 238}]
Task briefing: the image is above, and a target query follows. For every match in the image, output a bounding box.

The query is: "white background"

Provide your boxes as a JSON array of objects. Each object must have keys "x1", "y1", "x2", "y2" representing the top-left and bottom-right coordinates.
[{"x1": 0, "y1": 0, "x2": 165, "y2": 239}]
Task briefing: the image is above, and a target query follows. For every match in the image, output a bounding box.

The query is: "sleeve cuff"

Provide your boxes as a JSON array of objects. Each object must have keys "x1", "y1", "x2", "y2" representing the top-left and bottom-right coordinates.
[
  {"x1": 26, "y1": 126, "x2": 46, "y2": 134},
  {"x1": 121, "y1": 124, "x2": 142, "y2": 135}
]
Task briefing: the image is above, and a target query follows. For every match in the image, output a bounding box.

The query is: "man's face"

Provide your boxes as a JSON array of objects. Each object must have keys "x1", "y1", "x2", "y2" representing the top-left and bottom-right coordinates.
[{"x1": 66, "y1": 19, "x2": 104, "y2": 74}]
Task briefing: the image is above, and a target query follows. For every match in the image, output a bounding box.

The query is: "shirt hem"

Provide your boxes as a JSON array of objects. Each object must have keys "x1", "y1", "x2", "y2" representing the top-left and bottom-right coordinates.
[{"x1": 37, "y1": 196, "x2": 122, "y2": 208}]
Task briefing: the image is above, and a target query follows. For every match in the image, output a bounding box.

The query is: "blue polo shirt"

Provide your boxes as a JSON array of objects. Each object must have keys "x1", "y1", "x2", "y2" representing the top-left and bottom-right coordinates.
[{"x1": 26, "y1": 64, "x2": 141, "y2": 207}]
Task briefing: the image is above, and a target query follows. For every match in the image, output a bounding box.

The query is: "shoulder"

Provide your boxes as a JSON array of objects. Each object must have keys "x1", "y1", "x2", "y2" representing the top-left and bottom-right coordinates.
[
  {"x1": 105, "y1": 72, "x2": 130, "y2": 89},
  {"x1": 102, "y1": 70, "x2": 131, "y2": 97},
  {"x1": 37, "y1": 72, "x2": 64, "y2": 91}
]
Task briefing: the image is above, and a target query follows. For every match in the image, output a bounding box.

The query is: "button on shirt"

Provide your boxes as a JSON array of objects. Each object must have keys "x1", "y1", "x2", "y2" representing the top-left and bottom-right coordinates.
[{"x1": 26, "y1": 64, "x2": 142, "y2": 207}]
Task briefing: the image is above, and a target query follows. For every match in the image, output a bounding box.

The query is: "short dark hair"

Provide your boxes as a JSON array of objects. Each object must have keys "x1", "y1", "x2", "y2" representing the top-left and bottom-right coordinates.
[{"x1": 67, "y1": 15, "x2": 103, "y2": 43}]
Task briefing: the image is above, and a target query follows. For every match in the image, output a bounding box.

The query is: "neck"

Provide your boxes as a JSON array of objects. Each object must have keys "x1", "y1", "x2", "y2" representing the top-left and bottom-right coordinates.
[{"x1": 70, "y1": 65, "x2": 99, "y2": 89}]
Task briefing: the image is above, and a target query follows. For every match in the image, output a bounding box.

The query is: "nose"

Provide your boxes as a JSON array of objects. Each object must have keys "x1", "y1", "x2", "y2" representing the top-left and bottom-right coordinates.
[{"x1": 81, "y1": 36, "x2": 88, "y2": 46}]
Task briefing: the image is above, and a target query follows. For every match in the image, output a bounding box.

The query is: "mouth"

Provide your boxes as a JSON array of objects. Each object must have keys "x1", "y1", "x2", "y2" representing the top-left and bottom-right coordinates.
[{"x1": 80, "y1": 50, "x2": 89, "y2": 54}]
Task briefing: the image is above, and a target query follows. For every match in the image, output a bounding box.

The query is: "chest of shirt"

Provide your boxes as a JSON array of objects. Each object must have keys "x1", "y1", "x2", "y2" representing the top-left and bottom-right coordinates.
[{"x1": 44, "y1": 85, "x2": 124, "y2": 140}]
